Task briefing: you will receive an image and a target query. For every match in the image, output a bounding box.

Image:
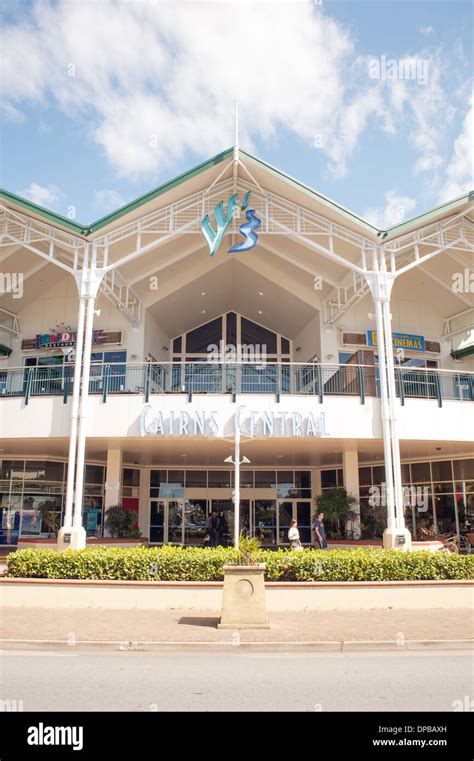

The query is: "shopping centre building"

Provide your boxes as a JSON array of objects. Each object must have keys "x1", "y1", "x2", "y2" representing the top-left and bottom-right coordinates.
[{"x1": 0, "y1": 146, "x2": 473, "y2": 549}]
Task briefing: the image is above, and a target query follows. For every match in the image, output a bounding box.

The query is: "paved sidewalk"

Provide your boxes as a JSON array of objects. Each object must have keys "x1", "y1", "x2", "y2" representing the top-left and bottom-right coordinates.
[{"x1": 0, "y1": 607, "x2": 472, "y2": 650}]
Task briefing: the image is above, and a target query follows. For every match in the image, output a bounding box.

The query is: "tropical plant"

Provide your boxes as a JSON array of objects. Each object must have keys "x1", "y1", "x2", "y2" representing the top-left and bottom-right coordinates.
[
  {"x1": 104, "y1": 505, "x2": 140, "y2": 539},
  {"x1": 39, "y1": 509, "x2": 61, "y2": 538},
  {"x1": 236, "y1": 531, "x2": 261, "y2": 565},
  {"x1": 315, "y1": 488, "x2": 359, "y2": 539}
]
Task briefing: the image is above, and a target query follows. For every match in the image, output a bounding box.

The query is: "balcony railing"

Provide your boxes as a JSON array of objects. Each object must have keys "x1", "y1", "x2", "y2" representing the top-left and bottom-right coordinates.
[{"x1": 0, "y1": 361, "x2": 473, "y2": 406}]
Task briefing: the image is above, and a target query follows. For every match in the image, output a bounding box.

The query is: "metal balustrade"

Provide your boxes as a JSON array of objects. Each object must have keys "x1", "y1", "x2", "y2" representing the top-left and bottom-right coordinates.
[{"x1": 0, "y1": 361, "x2": 473, "y2": 405}]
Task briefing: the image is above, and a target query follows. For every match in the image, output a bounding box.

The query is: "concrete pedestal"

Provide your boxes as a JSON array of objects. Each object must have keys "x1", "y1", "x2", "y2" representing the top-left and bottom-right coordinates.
[
  {"x1": 218, "y1": 564, "x2": 270, "y2": 629},
  {"x1": 57, "y1": 526, "x2": 87, "y2": 551},
  {"x1": 383, "y1": 528, "x2": 412, "y2": 551}
]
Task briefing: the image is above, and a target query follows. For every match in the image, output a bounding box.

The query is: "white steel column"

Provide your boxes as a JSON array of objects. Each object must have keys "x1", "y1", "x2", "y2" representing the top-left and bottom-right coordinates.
[
  {"x1": 58, "y1": 282, "x2": 86, "y2": 536},
  {"x1": 382, "y1": 296, "x2": 406, "y2": 533},
  {"x1": 234, "y1": 421, "x2": 241, "y2": 549},
  {"x1": 368, "y1": 269, "x2": 396, "y2": 534},
  {"x1": 70, "y1": 258, "x2": 103, "y2": 549},
  {"x1": 366, "y1": 254, "x2": 411, "y2": 549}
]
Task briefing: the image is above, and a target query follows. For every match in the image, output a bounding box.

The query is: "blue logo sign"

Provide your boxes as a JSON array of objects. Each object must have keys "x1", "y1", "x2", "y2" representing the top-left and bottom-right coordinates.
[{"x1": 201, "y1": 191, "x2": 261, "y2": 257}]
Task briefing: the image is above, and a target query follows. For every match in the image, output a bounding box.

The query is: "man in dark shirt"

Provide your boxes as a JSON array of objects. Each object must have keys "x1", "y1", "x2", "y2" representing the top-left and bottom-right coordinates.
[
  {"x1": 313, "y1": 512, "x2": 328, "y2": 549},
  {"x1": 207, "y1": 511, "x2": 219, "y2": 547}
]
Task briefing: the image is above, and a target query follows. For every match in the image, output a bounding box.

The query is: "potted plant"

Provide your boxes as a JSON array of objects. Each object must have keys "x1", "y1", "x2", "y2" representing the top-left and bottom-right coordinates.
[{"x1": 218, "y1": 532, "x2": 270, "y2": 629}]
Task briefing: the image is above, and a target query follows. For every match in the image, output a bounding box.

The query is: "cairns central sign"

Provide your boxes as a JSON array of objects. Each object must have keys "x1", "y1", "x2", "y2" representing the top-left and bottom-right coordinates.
[{"x1": 140, "y1": 404, "x2": 329, "y2": 438}]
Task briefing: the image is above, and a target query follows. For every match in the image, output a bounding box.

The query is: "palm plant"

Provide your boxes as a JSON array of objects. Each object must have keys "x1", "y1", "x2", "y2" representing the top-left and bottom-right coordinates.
[{"x1": 315, "y1": 488, "x2": 359, "y2": 539}]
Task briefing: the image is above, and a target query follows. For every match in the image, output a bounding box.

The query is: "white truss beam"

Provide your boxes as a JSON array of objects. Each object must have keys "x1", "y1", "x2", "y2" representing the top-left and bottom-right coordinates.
[{"x1": 0, "y1": 307, "x2": 20, "y2": 336}]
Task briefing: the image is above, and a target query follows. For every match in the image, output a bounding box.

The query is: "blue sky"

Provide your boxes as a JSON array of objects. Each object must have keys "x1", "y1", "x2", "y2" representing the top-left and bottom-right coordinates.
[{"x1": 0, "y1": 0, "x2": 472, "y2": 229}]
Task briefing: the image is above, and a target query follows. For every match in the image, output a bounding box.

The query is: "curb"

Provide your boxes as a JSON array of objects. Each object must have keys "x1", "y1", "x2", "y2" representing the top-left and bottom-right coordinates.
[{"x1": 0, "y1": 638, "x2": 472, "y2": 653}]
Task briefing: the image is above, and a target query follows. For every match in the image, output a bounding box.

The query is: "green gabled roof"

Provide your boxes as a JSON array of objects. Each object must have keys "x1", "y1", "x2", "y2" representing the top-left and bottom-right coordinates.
[
  {"x1": 0, "y1": 147, "x2": 234, "y2": 237},
  {"x1": 0, "y1": 146, "x2": 472, "y2": 240},
  {"x1": 380, "y1": 190, "x2": 474, "y2": 240}
]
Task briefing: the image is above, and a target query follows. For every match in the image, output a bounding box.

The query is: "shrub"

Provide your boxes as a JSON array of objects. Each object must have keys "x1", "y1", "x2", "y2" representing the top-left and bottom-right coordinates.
[{"x1": 5, "y1": 546, "x2": 474, "y2": 582}]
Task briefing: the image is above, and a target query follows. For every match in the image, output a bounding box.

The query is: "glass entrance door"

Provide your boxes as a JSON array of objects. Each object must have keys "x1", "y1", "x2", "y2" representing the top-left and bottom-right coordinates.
[
  {"x1": 150, "y1": 499, "x2": 185, "y2": 544},
  {"x1": 277, "y1": 500, "x2": 312, "y2": 545},
  {"x1": 211, "y1": 499, "x2": 250, "y2": 545}
]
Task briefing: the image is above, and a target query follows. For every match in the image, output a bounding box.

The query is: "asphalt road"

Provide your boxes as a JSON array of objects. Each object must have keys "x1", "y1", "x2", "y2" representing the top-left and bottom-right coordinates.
[{"x1": 1, "y1": 650, "x2": 472, "y2": 712}]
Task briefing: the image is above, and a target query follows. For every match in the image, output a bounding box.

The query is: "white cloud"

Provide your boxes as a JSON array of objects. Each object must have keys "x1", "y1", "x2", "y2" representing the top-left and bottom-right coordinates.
[
  {"x1": 94, "y1": 189, "x2": 127, "y2": 214},
  {"x1": 419, "y1": 25, "x2": 434, "y2": 36},
  {"x1": 364, "y1": 191, "x2": 417, "y2": 229},
  {"x1": 17, "y1": 182, "x2": 63, "y2": 209},
  {"x1": 438, "y1": 98, "x2": 474, "y2": 202},
  {"x1": 0, "y1": 0, "x2": 466, "y2": 192}
]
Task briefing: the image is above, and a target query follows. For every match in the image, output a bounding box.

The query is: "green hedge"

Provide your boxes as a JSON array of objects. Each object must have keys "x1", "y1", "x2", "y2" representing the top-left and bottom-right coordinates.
[{"x1": 5, "y1": 545, "x2": 474, "y2": 582}]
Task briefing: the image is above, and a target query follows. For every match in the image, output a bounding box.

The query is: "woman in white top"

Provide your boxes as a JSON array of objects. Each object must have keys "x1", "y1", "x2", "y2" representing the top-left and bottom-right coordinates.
[{"x1": 288, "y1": 519, "x2": 303, "y2": 550}]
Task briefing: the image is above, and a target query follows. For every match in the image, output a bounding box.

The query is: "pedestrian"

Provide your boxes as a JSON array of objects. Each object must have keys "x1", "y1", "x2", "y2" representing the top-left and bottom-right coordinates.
[
  {"x1": 313, "y1": 512, "x2": 328, "y2": 549},
  {"x1": 217, "y1": 511, "x2": 229, "y2": 545},
  {"x1": 206, "y1": 511, "x2": 219, "y2": 547},
  {"x1": 288, "y1": 518, "x2": 303, "y2": 550}
]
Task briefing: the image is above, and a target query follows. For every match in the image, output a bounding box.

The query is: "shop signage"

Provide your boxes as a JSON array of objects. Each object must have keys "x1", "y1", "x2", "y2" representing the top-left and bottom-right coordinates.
[
  {"x1": 367, "y1": 331, "x2": 425, "y2": 352},
  {"x1": 21, "y1": 329, "x2": 123, "y2": 352},
  {"x1": 201, "y1": 191, "x2": 261, "y2": 257},
  {"x1": 140, "y1": 403, "x2": 329, "y2": 438}
]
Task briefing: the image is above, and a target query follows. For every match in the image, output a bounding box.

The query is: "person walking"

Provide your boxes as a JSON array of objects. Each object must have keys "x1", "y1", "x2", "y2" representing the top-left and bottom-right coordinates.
[
  {"x1": 206, "y1": 511, "x2": 219, "y2": 547},
  {"x1": 313, "y1": 511, "x2": 328, "y2": 549},
  {"x1": 288, "y1": 518, "x2": 303, "y2": 550}
]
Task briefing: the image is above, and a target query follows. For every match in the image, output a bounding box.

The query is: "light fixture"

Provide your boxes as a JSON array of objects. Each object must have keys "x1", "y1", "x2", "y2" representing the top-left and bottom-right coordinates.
[
  {"x1": 224, "y1": 455, "x2": 233, "y2": 464},
  {"x1": 258, "y1": 310, "x2": 263, "y2": 314},
  {"x1": 202, "y1": 310, "x2": 206, "y2": 314},
  {"x1": 258, "y1": 291, "x2": 264, "y2": 296},
  {"x1": 201, "y1": 292, "x2": 206, "y2": 296},
  {"x1": 241, "y1": 456, "x2": 250, "y2": 464}
]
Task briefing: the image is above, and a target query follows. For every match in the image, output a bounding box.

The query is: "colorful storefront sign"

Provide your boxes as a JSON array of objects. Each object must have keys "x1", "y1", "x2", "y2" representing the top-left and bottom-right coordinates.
[{"x1": 367, "y1": 331, "x2": 425, "y2": 352}]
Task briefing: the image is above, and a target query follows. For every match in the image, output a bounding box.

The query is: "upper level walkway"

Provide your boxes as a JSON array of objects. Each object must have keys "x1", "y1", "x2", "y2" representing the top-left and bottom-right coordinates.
[{"x1": 1, "y1": 361, "x2": 473, "y2": 406}]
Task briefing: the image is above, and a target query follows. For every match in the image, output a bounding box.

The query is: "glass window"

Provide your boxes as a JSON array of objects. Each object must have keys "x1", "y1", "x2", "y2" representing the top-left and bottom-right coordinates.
[
  {"x1": 150, "y1": 470, "x2": 167, "y2": 489},
  {"x1": 24, "y1": 461, "x2": 46, "y2": 480},
  {"x1": 277, "y1": 471, "x2": 294, "y2": 488},
  {"x1": 453, "y1": 459, "x2": 474, "y2": 481},
  {"x1": 85, "y1": 465, "x2": 104, "y2": 485},
  {"x1": 163, "y1": 471, "x2": 184, "y2": 499},
  {"x1": 281, "y1": 337, "x2": 290, "y2": 355},
  {"x1": 0, "y1": 461, "x2": 24, "y2": 480},
  {"x1": 411, "y1": 462, "x2": 431, "y2": 482},
  {"x1": 322, "y1": 469, "x2": 339, "y2": 488},
  {"x1": 208, "y1": 471, "x2": 231, "y2": 488},
  {"x1": 401, "y1": 464, "x2": 411, "y2": 484},
  {"x1": 240, "y1": 470, "x2": 254, "y2": 488},
  {"x1": 430, "y1": 460, "x2": 453, "y2": 482},
  {"x1": 241, "y1": 318, "x2": 277, "y2": 354},
  {"x1": 434, "y1": 494, "x2": 456, "y2": 533},
  {"x1": 254, "y1": 499, "x2": 276, "y2": 545},
  {"x1": 372, "y1": 466, "x2": 386, "y2": 485},
  {"x1": 255, "y1": 470, "x2": 275, "y2": 488},
  {"x1": 186, "y1": 471, "x2": 207, "y2": 488},
  {"x1": 186, "y1": 317, "x2": 222, "y2": 354},
  {"x1": 358, "y1": 467, "x2": 372, "y2": 486},
  {"x1": 226, "y1": 312, "x2": 237, "y2": 347},
  {"x1": 173, "y1": 336, "x2": 182, "y2": 354},
  {"x1": 294, "y1": 471, "x2": 309, "y2": 489},
  {"x1": 123, "y1": 468, "x2": 139, "y2": 487},
  {"x1": 184, "y1": 499, "x2": 207, "y2": 545},
  {"x1": 45, "y1": 461, "x2": 65, "y2": 481}
]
